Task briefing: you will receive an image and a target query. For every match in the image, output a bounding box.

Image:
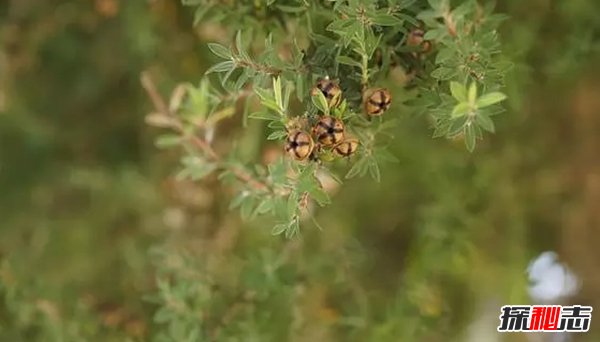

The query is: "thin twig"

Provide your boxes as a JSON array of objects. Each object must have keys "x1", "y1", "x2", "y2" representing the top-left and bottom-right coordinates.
[{"x1": 140, "y1": 72, "x2": 270, "y2": 192}]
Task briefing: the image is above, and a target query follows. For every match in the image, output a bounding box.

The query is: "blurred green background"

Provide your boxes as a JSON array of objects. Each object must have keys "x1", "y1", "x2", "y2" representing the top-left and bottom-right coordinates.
[{"x1": 1, "y1": 0, "x2": 599, "y2": 341}]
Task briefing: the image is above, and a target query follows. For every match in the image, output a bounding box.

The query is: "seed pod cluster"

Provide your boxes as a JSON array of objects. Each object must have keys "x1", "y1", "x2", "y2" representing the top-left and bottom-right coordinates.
[
  {"x1": 284, "y1": 117, "x2": 359, "y2": 161},
  {"x1": 284, "y1": 78, "x2": 394, "y2": 161}
]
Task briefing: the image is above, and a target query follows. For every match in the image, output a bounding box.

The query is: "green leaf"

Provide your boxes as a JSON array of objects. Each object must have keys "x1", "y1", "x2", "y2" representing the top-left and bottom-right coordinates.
[
  {"x1": 248, "y1": 110, "x2": 280, "y2": 121},
  {"x1": 451, "y1": 103, "x2": 471, "y2": 118},
  {"x1": 235, "y1": 31, "x2": 250, "y2": 61},
  {"x1": 336, "y1": 55, "x2": 362, "y2": 68},
  {"x1": 345, "y1": 156, "x2": 368, "y2": 179},
  {"x1": 273, "y1": 77, "x2": 283, "y2": 111},
  {"x1": 476, "y1": 113, "x2": 495, "y2": 133},
  {"x1": 229, "y1": 192, "x2": 247, "y2": 210},
  {"x1": 295, "y1": 74, "x2": 305, "y2": 101},
  {"x1": 154, "y1": 307, "x2": 172, "y2": 324},
  {"x1": 468, "y1": 82, "x2": 478, "y2": 104},
  {"x1": 309, "y1": 187, "x2": 330, "y2": 206},
  {"x1": 276, "y1": 5, "x2": 305, "y2": 13},
  {"x1": 180, "y1": 156, "x2": 217, "y2": 181},
  {"x1": 374, "y1": 148, "x2": 399, "y2": 163},
  {"x1": 368, "y1": 158, "x2": 381, "y2": 182},
  {"x1": 476, "y1": 92, "x2": 507, "y2": 108},
  {"x1": 450, "y1": 82, "x2": 467, "y2": 102},
  {"x1": 311, "y1": 90, "x2": 329, "y2": 115},
  {"x1": 371, "y1": 14, "x2": 402, "y2": 26},
  {"x1": 255, "y1": 197, "x2": 274, "y2": 215},
  {"x1": 268, "y1": 158, "x2": 288, "y2": 185},
  {"x1": 267, "y1": 130, "x2": 287, "y2": 140},
  {"x1": 205, "y1": 60, "x2": 235, "y2": 74},
  {"x1": 207, "y1": 43, "x2": 231, "y2": 59},
  {"x1": 285, "y1": 219, "x2": 300, "y2": 238},
  {"x1": 189, "y1": 163, "x2": 217, "y2": 181},
  {"x1": 287, "y1": 192, "x2": 298, "y2": 220},
  {"x1": 431, "y1": 67, "x2": 457, "y2": 80},
  {"x1": 271, "y1": 223, "x2": 288, "y2": 236},
  {"x1": 154, "y1": 134, "x2": 182, "y2": 149},
  {"x1": 464, "y1": 123, "x2": 477, "y2": 152},
  {"x1": 240, "y1": 196, "x2": 256, "y2": 221}
]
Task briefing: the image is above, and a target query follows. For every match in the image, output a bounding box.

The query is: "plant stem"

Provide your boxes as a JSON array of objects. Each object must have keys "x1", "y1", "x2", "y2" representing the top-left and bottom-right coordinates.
[{"x1": 140, "y1": 72, "x2": 271, "y2": 193}]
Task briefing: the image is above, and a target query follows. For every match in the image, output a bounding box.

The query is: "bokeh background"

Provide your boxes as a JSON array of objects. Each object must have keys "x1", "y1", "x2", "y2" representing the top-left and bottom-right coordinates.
[{"x1": 1, "y1": 0, "x2": 599, "y2": 341}]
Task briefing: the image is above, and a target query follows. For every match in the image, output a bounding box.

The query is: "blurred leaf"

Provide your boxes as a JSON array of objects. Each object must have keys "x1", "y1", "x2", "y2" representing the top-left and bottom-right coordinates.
[
  {"x1": 476, "y1": 92, "x2": 507, "y2": 108},
  {"x1": 146, "y1": 113, "x2": 177, "y2": 128},
  {"x1": 255, "y1": 197, "x2": 274, "y2": 214},
  {"x1": 206, "y1": 60, "x2": 235, "y2": 74},
  {"x1": 451, "y1": 103, "x2": 470, "y2": 118},
  {"x1": 271, "y1": 223, "x2": 288, "y2": 235},
  {"x1": 267, "y1": 130, "x2": 287, "y2": 140},
  {"x1": 477, "y1": 113, "x2": 495, "y2": 133},
  {"x1": 336, "y1": 55, "x2": 362, "y2": 68},
  {"x1": 155, "y1": 134, "x2": 182, "y2": 148},
  {"x1": 311, "y1": 89, "x2": 330, "y2": 114},
  {"x1": 468, "y1": 83, "x2": 478, "y2": 104},
  {"x1": 450, "y1": 82, "x2": 467, "y2": 102},
  {"x1": 464, "y1": 123, "x2": 477, "y2": 152},
  {"x1": 371, "y1": 14, "x2": 402, "y2": 26}
]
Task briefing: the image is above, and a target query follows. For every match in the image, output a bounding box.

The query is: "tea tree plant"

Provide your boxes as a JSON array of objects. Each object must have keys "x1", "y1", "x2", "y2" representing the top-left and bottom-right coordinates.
[{"x1": 143, "y1": 0, "x2": 510, "y2": 236}]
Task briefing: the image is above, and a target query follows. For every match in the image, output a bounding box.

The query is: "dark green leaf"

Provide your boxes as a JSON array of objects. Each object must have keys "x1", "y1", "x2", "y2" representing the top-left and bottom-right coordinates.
[
  {"x1": 336, "y1": 55, "x2": 361, "y2": 68},
  {"x1": 205, "y1": 60, "x2": 235, "y2": 74},
  {"x1": 371, "y1": 14, "x2": 402, "y2": 26}
]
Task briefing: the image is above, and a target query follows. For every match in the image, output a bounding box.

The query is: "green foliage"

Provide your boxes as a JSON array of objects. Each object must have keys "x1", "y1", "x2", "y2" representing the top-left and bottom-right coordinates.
[
  {"x1": 146, "y1": 0, "x2": 513, "y2": 235},
  {"x1": 2, "y1": 0, "x2": 600, "y2": 341}
]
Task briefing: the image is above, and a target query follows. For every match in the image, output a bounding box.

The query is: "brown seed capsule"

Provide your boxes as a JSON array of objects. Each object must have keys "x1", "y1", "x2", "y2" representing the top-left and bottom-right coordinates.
[
  {"x1": 312, "y1": 116, "x2": 345, "y2": 147},
  {"x1": 333, "y1": 138, "x2": 359, "y2": 157},
  {"x1": 285, "y1": 130, "x2": 314, "y2": 161},
  {"x1": 364, "y1": 88, "x2": 392, "y2": 116},
  {"x1": 311, "y1": 78, "x2": 342, "y2": 108},
  {"x1": 406, "y1": 28, "x2": 432, "y2": 54}
]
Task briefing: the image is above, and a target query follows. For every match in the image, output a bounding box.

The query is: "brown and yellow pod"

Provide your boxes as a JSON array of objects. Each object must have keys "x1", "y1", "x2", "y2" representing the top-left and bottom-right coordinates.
[
  {"x1": 311, "y1": 78, "x2": 342, "y2": 108},
  {"x1": 312, "y1": 116, "x2": 345, "y2": 147},
  {"x1": 363, "y1": 88, "x2": 392, "y2": 117},
  {"x1": 333, "y1": 138, "x2": 359, "y2": 157},
  {"x1": 285, "y1": 130, "x2": 314, "y2": 161}
]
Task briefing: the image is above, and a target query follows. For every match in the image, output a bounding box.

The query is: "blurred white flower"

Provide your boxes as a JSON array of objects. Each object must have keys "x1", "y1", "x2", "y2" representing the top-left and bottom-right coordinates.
[{"x1": 527, "y1": 251, "x2": 579, "y2": 303}]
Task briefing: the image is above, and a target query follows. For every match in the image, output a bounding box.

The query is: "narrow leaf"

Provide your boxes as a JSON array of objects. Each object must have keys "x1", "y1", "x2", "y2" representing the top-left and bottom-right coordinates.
[
  {"x1": 371, "y1": 14, "x2": 402, "y2": 26},
  {"x1": 476, "y1": 113, "x2": 495, "y2": 133},
  {"x1": 450, "y1": 82, "x2": 467, "y2": 102},
  {"x1": 464, "y1": 123, "x2": 477, "y2": 152},
  {"x1": 468, "y1": 82, "x2": 478, "y2": 104},
  {"x1": 476, "y1": 92, "x2": 507, "y2": 108},
  {"x1": 205, "y1": 61, "x2": 235, "y2": 74},
  {"x1": 451, "y1": 103, "x2": 471, "y2": 118},
  {"x1": 336, "y1": 55, "x2": 362, "y2": 68},
  {"x1": 207, "y1": 43, "x2": 231, "y2": 59}
]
